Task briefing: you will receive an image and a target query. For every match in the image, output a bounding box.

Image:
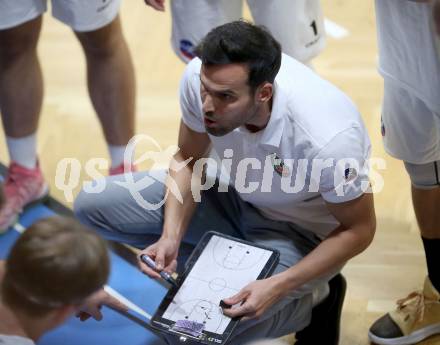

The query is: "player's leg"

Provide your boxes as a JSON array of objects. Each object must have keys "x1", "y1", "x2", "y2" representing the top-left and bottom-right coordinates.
[
  {"x1": 170, "y1": 0, "x2": 242, "y2": 63},
  {"x1": 75, "y1": 16, "x2": 135, "y2": 174},
  {"x1": 411, "y1": 177, "x2": 440, "y2": 240},
  {"x1": 409, "y1": 163, "x2": 440, "y2": 293},
  {"x1": 52, "y1": 0, "x2": 135, "y2": 174},
  {"x1": 0, "y1": 1, "x2": 49, "y2": 233},
  {"x1": 247, "y1": 0, "x2": 325, "y2": 66},
  {"x1": 370, "y1": 167, "x2": 440, "y2": 345},
  {"x1": 369, "y1": 83, "x2": 440, "y2": 345}
]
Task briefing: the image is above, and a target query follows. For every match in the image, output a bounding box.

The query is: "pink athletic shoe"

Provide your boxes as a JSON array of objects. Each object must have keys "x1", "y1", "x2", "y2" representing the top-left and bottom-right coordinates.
[
  {"x1": 109, "y1": 163, "x2": 136, "y2": 176},
  {"x1": 0, "y1": 162, "x2": 49, "y2": 233}
]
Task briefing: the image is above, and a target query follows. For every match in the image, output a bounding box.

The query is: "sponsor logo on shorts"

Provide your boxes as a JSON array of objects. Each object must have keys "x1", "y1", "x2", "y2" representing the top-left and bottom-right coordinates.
[
  {"x1": 344, "y1": 168, "x2": 357, "y2": 183},
  {"x1": 180, "y1": 39, "x2": 196, "y2": 61}
]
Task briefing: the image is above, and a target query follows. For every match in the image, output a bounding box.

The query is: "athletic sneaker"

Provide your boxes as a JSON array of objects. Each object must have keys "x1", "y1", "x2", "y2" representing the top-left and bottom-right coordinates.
[
  {"x1": 0, "y1": 162, "x2": 49, "y2": 233},
  {"x1": 295, "y1": 274, "x2": 347, "y2": 345},
  {"x1": 369, "y1": 276, "x2": 440, "y2": 345},
  {"x1": 109, "y1": 163, "x2": 136, "y2": 176}
]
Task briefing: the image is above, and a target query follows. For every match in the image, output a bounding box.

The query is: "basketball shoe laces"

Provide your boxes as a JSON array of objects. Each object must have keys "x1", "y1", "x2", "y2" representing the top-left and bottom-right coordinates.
[{"x1": 397, "y1": 290, "x2": 438, "y2": 324}]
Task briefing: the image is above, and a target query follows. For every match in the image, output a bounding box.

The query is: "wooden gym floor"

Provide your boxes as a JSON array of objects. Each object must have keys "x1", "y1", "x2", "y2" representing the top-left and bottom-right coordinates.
[{"x1": 0, "y1": 1, "x2": 437, "y2": 344}]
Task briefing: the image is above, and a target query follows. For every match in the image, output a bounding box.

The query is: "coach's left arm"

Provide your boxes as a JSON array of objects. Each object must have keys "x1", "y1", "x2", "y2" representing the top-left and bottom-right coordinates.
[
  {"x1": 279, "y1": 192, "x2": 376, "y2": 289},
  {"x1": 222, "y1": 192, "x2": 376, "y2": 320}
]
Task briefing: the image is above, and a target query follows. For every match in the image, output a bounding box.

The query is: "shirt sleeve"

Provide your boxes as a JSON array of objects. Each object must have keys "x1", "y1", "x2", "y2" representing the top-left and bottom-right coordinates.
[
  {"x1": 313, "y1": 126, "x2": 372, "y2": 204},
  {"x1": 179, "y1": 58, "x2": 206, "y2": 133}
]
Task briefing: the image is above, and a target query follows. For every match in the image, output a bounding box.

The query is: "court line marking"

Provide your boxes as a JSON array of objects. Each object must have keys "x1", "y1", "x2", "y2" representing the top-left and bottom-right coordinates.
[
  {"x1": 13, "y1": 222, "x2": 26, "y2": 234},
  {"x1": 105, "y1": 285, "x2": 152, "y2": 321},
  {"x1": 325, "y1": 18, "x2": 350, "y2": 39}
]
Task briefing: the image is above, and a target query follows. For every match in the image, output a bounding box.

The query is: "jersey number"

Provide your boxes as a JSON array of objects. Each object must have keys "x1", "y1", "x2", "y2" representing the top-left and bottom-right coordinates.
[{"x1": 310, "y1": 21, "x2": 318, "y2": 36}]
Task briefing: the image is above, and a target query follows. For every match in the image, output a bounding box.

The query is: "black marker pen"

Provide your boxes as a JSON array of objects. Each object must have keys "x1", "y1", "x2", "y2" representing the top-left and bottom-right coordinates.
[{"x1": 140, "y1": 254, "x2": 179, "y2": 288}]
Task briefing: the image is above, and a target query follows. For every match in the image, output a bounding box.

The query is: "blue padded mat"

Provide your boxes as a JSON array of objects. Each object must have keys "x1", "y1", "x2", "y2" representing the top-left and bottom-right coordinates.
[{"x1": 0, "y1": 203, "x2": 168, "y2": 345}]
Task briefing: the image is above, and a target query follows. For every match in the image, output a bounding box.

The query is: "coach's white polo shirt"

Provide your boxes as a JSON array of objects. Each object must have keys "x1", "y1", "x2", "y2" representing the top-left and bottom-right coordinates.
[{"x1": 180, "y1": 55, "x2": 371, "y2": 238}]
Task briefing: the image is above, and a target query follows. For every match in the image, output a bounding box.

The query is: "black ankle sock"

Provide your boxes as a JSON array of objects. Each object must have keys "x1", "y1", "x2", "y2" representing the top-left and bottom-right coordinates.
[{"x1": 422, "y1": 236, "x2": 440, "y2": 293}]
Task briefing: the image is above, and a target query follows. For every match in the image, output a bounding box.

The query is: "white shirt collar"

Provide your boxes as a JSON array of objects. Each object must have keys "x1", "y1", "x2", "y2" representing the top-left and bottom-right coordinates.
[
  {"x1": 259, "y1": 81, "x2": 286, "y2": 149},
  {"x1": 233, "y1": 81, "x2": 286, "y2": 148}
]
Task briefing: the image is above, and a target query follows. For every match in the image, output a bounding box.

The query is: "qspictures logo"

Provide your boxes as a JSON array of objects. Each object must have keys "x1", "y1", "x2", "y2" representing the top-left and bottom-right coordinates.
[{"x1": 55, "y1": 134, "x2": 386, "y2": 210}]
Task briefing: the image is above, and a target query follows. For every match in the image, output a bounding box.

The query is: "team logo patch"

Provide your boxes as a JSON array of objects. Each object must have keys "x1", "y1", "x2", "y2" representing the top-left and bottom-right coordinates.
[
  {"x1": 271, "y1": 153, "x2": 290, "y2": 177},
  {"x1": 344, "y1": 168, "x2": 358, "y2": 183},
  {"x1": 180, "y1": 39, "x2": 196, "y2": 61}
]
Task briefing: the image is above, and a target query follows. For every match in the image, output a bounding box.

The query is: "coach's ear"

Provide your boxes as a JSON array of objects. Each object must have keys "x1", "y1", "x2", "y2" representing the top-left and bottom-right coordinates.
[{"x1": 256, "y1": 82, "x2": 273, "y2": 104}]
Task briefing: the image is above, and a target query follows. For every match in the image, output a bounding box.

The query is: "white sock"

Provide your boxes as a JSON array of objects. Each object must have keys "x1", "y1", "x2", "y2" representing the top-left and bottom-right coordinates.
[
  {"x1": 108, "y1": 145, "x2": 127, "y2": 169},
  {"x1": 6, "y1": 134, "x2": 37, "y2": 169}
]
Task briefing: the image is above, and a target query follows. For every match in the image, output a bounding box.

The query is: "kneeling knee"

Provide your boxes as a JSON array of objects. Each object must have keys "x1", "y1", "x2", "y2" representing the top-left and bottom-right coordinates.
[{"x1": 73, "y1": 189, "x2": 98, "y2": 225}]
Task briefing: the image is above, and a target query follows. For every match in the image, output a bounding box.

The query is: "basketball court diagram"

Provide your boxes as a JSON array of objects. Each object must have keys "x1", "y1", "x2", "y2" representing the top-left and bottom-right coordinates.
[{"x1": 163, "y1": 235, "x2": 273, "y2": 334}]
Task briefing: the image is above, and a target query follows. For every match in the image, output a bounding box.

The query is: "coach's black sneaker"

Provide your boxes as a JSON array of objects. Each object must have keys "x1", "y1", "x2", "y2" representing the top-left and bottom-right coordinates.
[
  {"x1": 368, "y1": 276, "x2": 440, "y2": 345},
  {"x1": 295, "y1": 273, "x2": 347, "y2": 345}
]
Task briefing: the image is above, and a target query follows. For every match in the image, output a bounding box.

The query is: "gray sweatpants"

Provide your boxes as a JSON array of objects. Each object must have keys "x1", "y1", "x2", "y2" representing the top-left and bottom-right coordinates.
[{"x1": 74, "y1": 170, "x2": 336, "y2": 344}]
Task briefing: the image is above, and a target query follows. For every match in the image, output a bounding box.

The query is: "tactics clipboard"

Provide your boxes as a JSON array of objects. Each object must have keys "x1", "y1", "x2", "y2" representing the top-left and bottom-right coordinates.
[{"x1": 150, "y1": 231, "x2": 280, "y2": 344}]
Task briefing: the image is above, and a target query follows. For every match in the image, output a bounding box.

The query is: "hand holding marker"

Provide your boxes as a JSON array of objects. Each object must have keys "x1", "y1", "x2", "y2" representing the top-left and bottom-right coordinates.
[{"x1": 140, "y1": 254, "x2": 179, "y2": 288}]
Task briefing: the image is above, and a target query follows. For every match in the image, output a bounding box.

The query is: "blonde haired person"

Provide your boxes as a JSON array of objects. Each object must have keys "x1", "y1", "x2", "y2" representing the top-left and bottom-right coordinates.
[{"x1": 0, "y1": 216, "x2": 127, "y2": 345}]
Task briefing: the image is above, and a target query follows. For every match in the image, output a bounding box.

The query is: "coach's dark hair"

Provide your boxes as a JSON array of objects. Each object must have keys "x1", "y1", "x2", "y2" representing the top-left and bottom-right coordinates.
[{"x1": 194, "y1": 20, "x2": 282, "y2": 91}]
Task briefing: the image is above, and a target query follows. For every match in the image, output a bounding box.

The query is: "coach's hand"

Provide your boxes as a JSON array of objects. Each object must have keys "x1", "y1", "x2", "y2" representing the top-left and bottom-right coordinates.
[
  {"x1": 221, "y1": 277, "x2": 285, "y2": 320},
  {"x1": 144, "y1": 0, "x2": 165, "y2": 11},
  {"x1": 138, "y1": 237, "x2": 178, "y2": 279}
]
